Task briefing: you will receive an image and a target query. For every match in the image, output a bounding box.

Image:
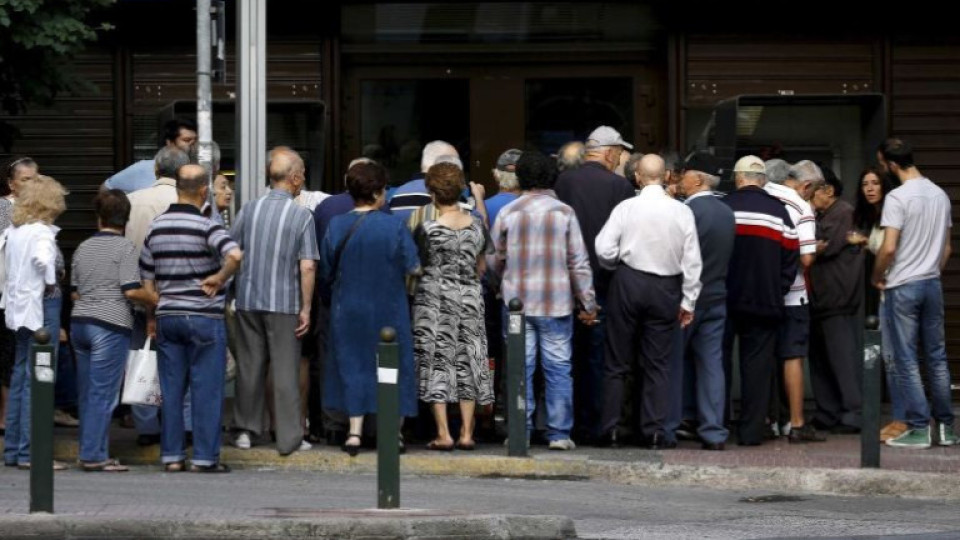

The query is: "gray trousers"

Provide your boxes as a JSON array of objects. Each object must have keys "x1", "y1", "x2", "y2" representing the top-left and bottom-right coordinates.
[{"x1": 233, "y1": 311, "x2": 302, "y2": 455}]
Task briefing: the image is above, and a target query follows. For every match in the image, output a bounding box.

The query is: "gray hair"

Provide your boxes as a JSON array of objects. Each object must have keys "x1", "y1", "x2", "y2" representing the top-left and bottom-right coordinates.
[
  {"x1": 736, "y1": 171, "x2": 767, "y2": 185},
  {"x1": 623, "y1": 153, "x2": 645, "y2": 182},
  {"x1": 188, "y1": 140, "x2": 221, "y2": 175},
  {"x1": 699, "y1": 172, "x2": 721, "y2": 189},
  {"x1": 421, "y1": 140, "x2": 458, "y2": 172},
  {"x1": 493, "y1": 169, "x2": 519, "y2": 191},
  {"x1": 788, "y1": 160, "x2": 825, "y2": 188},
  {"x1": 764, "y1": 159, "x2": 791, "y2": 185},
  {"x1": 154, "y1": 146, "x2": 190, "y2": 179},
  {"x1": 557, "y1": 142, "x2": 585, "y2": 173},
  {"x1": 434, "y1": 154, "x2": 463, "y2": 170}
]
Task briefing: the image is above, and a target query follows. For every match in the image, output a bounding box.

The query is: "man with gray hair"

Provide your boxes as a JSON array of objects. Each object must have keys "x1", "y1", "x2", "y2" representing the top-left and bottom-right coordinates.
[
  {"x1": 722, "y1": 155, "x2": 799, "y2": 446},
  {"x1": 388, "y1": 140, "x2": 460, "y2": 221},
  {"x1": 556, "y1": 141, "x2": 585, "y2": 173},
  {"x1": 555, "y1": 126, "x2": 636, "y2": 446},
  {"x1": 764, "y1": 158, "x2": 825, "y2": 443},
  {"x1": 485, "y1": 149, "x2": 522, "y2": 228},
  {"x1": 623, "y1": 153, "x2": 645, "y2": 191}
]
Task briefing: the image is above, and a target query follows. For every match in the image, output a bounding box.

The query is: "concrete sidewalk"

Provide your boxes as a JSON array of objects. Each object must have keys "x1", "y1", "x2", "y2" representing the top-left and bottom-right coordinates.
[{"x1": 45, "y1": 427, "x2": 960, "y2": 501}]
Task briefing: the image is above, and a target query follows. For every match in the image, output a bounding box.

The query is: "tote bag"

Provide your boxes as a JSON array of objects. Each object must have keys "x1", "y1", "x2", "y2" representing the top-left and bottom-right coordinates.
[{"x1": 121, "y1": 337, "x2": 162, "y2": 406}]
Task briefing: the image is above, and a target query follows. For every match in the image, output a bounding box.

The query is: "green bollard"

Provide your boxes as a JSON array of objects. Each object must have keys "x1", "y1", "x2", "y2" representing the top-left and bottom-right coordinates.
[
  {"x1": 506, "y1": 298, "x2": 528, "y2": 457},
  {"x1": 377, "y1": 327, "x2": 400, "y2": 509},
  {"x1": 861, "y1": 315, "x2": 882, "y2": 468},
  {"x1": 30, "y1": 328, "x2": 56, "y2": 513}
]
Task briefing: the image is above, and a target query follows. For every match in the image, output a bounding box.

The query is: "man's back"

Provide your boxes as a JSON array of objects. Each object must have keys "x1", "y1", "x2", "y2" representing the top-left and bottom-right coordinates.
[
  {"x1": 126, "y1": 179, "x2": 177, "y2": 254},
  {"x1": 881, "y1": 177, "x2": 951, "y2": 289},
  {"x1": 555, "y1": 161, "x2": 635, "y2": 293},
  {"x1": 232, "y1": 189, "x2": 320, "y2": 315},
  {"x1": 686, "y1": 192, "x2": 735, "y2": 307},
  {"x1": 388, "y1": 177, "x2": 430, "y2": 222},
  {"x1": 765, "y1": 182, "x2": 817, "y2": 306}
]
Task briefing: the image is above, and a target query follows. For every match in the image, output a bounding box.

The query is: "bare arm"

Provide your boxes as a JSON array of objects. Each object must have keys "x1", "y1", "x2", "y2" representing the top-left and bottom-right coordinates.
[
  {"x1": 201, "y1": 248, "x2": 243, "y2": 297},
  {"x1": 142, "y1": 280, "x2": 158, "y2": 338},
  {"x1": 297, "y1": 260, "x2": 316, "y2": 338},
  {"x1": 800, "y1": 253, "x2": 816, "y2": 269},
  {"x1": 941, "y1": 232, "x2": 952, "y2": 271},
  {"x1": 123, "y1": 287, "x2": 158, "y2": 308},
  {"x1": 872, "y1": 227, "x2": 900, "y2": 289}
]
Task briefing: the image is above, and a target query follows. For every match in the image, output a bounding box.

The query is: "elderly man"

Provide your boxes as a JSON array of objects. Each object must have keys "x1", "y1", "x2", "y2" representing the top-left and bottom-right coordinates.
[
  {"x1": 556, "y1": 141, "x2": 585, "y2": 173},
  {"x1": 488, "y1": 151, "x2": 597, "y2": 450},
  {"x1": 809, "y1": 170, "x2": 864, "y2": 434},
  {"x1": 673, "y1": 152, "x2": 735, "y2": 450},
  {"x1": 140, "y1": 164, "x2": 242, "y2": 472},
  {"x1": 388, "y1": 140, "x2": 460, "y2": 222},
  {"x1": 596, "y1": 154, "x2": 701, "y2": 449},
  {"x1": 555, "y1": 126, "x2": 636, "y2": 446},
  {"x1": 104, "y1": 118, "x2": 198, "y2": 193},
  {"x1": 722, "y1": 156, "x2": 798, "y2": 446},
  {"x1": 873, "y1": 138, "x2": 955, "y2": 449},
  {"x1": 484, "y1": 149, "x2": 522, "y2": 227},
  {"x1": 125, "y1": 146, "x2": 191, "y2": 447},
  {"x1": 231, "y1": 147, "x2": 321, "y2": 456},
  {"x1": 763, "y1": 159, "x2": 826, "y2": 443}
]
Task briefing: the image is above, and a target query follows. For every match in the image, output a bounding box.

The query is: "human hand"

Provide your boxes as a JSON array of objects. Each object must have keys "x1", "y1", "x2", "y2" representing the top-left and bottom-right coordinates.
[
  {"x1": 678, "y1": 309, "x2": 694, "y2": 329},
  {"x1": 469, "y1": 181, "x2": 486, "y2": 201},
  {"x1": 146, "y1": 318, "x2": 157, "y2": 339},
  {"x1": 295, "y1": 308, "x2": 311, "y2": 338},
  {"x1": 578, "y1": 309, "x2": 599, "y2": 326},
  {"x1": 816, "y1": 240, "x2": 829, "y2": 254},
  {"x1": 847, "y1": 230, "x2": 866, "y2": 246},
  {"x1": 872, "y1": 276, "x2": 886, "y2": 291},
  {"x1": 201, "y1": 274, "x2": 224, "y2": 297}
]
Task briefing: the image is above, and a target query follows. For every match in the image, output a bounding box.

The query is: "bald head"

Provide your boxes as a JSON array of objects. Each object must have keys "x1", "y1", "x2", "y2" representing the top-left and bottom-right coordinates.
[
  {"x1": 176, "y1": 164, "x2": 208, "y2": 195},
  {"x1": 557, "y1": 141, "x2": 585, "y2": 173},
  {"x1": 636, "y1": 154, "x2": 666, "y2": 187},
  {"x1": 267, "y1": 146, "x2": 305, "y2": 186}
]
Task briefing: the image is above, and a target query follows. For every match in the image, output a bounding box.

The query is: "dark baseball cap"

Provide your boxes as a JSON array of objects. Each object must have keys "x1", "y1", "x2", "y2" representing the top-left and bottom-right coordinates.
[
  {"x1": 496, "y1": 149, "x2": 523, "y2": 172},
  {"x1": 683, "y1": 151, "x2": 722, "y2": 177}
]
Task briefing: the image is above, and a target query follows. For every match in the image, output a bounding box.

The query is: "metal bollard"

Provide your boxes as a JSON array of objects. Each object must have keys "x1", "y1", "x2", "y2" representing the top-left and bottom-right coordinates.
[
  {"x1": 861, "y1": 315, "x2": 882, "y2": 468},
  {"x1": 30, "y1": 329, "x2": 56, "y2": 513},
  {"x1": 377, "y1": 327, "x2": 400, "y2": 509},
  {"x1": 506, "y1": 298, "x2": 527, "y2": 457}
]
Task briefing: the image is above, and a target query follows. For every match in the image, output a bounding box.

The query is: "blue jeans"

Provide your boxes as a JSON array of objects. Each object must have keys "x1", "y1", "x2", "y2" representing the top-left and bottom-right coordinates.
[
  {"x1": 524, "y1": 315, "x2": 574, "y2": 441},
  {"x1": 129, "y1": 312, "x2": 191, "y2": 436},
  {"x1": 3, "y1": 296, "x2": 61, "y2": 466},
  {"x1": 884, "y1": 278, "x2": 953, "y2": 430},
  {"x1": 73, "y1": 322, "x2": 130, "y2": 463},
  {"x1": 879, "y1": 297, "x2": 906, "y2": 422},
  {"x1": 156, "y1": 315, "x2": 226, "y2": 466}
]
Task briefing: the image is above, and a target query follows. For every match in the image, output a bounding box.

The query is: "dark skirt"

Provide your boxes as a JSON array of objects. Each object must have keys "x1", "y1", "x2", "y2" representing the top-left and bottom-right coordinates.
[{"x1": 0, "y1": 307, "x2": 14, "y2": 386}]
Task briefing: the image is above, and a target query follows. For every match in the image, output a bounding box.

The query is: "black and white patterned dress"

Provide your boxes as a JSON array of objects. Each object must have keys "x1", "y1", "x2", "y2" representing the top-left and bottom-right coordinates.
[{"x1": 413, "y1": 218, "x2": 493, "y2": 405}]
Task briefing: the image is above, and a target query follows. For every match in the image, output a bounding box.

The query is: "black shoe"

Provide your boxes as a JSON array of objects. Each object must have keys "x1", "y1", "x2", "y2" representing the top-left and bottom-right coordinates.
[
  {"x1": 676, "y1": 419, "x2": 699, "y2": 441},
  {"x1": 830, "y1": 424, "x2": 861, "y2": 435},
  {"x1": 137, "y1": 434, "x2": 161, "y2": 447},
  {"x1": 326, "y1": 430, "x2": 346, "y2": 447},
  {"x1": 594, "y1": 431, "x2": 619, "y2": 448},
  {"x1": 788, "y1": 424, "x2": 827, "y2": 443},
  {"x1": 809, "y1": 418, "x2": 834, "y2": 431},
  {"x1": 701, "y1": 441, "x2": 725, "y2": 451},
  {"x1": 647, "y1": 433, "x2": 677, "y2": 450}
]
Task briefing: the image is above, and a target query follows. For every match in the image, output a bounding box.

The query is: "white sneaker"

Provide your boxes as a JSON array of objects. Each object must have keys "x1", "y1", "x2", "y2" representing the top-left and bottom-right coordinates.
[
  {"x1": 298, "y1": 440, "x2": 312, "y2": 452},
  {"x1": 234, "y1": 432, "x2": 251, "y2": 450},
  {"x1": 548, "y1": 439, "x2": 576, "y2": 451}
]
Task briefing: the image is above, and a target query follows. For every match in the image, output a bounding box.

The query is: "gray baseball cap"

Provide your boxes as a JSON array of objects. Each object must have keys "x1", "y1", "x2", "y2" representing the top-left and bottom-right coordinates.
[
  {"x1": 585, "y1": 126, "x2": 633, "y2": 150},
  {"x1": 496, "y1": 148, "x2": 523, "y2": 172}
]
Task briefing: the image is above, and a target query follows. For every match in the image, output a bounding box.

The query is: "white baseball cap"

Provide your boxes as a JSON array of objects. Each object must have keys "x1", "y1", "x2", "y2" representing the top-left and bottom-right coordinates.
[
  {"x1": 585, "y1": 126, "x2": 634, "y2": 150},
  {"x1": 733, "y1": 155, "x2": 766, "y2": 174}
]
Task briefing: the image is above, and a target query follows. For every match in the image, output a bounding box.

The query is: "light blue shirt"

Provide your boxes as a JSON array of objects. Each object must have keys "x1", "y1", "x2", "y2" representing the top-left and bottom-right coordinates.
[{"x1": 103, "y1": 160, "x2": 157, "y2": 193}]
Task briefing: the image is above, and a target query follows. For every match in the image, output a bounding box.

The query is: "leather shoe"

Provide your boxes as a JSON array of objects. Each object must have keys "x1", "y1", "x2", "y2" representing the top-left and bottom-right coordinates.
[
  {"x1": 701, "y1": 441, "x2": 725, "y2": 451},
  {"x1": 594, "y1": 431, "x2": 619, "y2": 448},
  {"x1": 647, "y1": 433, "x2": 677, "y2": 450}
]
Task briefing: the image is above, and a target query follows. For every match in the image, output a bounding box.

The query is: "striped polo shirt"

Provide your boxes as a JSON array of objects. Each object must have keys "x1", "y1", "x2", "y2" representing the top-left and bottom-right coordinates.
[
  {"x1": 70, "y1": 232, "x2": 141, "y2": 332},
  {"x1": 231, "y1": 189, "x2": 320, "y2": 315},
  {"x1": 140, "y1": 204, "x2": 239, "y2": 318}
]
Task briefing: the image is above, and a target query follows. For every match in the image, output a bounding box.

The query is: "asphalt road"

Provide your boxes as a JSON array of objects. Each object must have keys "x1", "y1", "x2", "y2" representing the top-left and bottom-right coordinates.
[{"x1": 1, "y1": 468, "x2": 959, "y2": 539}]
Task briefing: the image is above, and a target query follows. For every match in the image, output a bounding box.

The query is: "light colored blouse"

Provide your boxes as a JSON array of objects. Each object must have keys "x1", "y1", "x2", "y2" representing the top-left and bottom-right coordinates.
[{"x1": 1, "y1": 222, "x2": 60, "y2": 331}]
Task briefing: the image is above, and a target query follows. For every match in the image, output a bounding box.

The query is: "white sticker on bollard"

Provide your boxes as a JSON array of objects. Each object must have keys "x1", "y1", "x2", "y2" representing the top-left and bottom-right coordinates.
[
  {"x1": 36, "y1": 352, "x2": 52, "y2": 367},
  {"x1": 35, "y1": 366, "x2": 54, "y2": 383},
  {"x1": 378, "y1": 367, "x2": 398, "y2": 384},
  {"x1": 509, "y1": 314, "x2": 523, "y2": 335}
]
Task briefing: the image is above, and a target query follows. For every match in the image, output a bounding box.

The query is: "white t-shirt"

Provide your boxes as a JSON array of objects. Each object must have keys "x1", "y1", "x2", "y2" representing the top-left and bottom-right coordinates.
[
  {"x1": 765, "y1": 183, "x2": 816, "y2": 306},
  {"x1": 881, "y1": 177, "x2": 952, "y2": 289}
]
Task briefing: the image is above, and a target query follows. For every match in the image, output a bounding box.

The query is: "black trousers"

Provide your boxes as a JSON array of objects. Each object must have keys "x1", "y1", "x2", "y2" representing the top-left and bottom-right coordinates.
[
  {"x1": 601, "y1": 266, "x2": 681, "y2": 441},
  {"x1": 809, "y1": 313, "x2": 862, "y2": 428},
  {"x1": 723, "y1": 314, "x2": 779, "y2": 445}
]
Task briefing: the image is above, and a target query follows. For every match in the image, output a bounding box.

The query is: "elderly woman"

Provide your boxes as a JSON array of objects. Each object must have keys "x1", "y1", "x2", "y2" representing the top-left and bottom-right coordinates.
[
  {"x1": 1, "y1": 175, "x2": 67, "y2": 470},
  {"x1": 413, "y1": 163, "x2": 493, "y2": 451},
  {"x1": 70, "y1": 190, "x2": 157, "y2": 472},
  {"x1": 0, "y1": 156, "x2": 38, "y2": 436},
  {"x1": 320, "y1": 161, "x2": 420, "y2": 456}
]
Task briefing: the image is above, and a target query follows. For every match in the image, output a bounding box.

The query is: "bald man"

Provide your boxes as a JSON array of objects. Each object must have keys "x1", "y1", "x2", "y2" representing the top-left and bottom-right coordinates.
[
  {"x1": 595, "y1": 153, "x2": 703, "y2": 449},
  {"x1": 230, "y1": 147, "x2": 321, "y2": 456}
]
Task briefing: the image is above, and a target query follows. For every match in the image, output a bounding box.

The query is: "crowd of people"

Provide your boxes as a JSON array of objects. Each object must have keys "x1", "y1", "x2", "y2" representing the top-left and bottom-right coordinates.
[{"x1": 0, "y1": 117, "x2": 954, "y2": 473}]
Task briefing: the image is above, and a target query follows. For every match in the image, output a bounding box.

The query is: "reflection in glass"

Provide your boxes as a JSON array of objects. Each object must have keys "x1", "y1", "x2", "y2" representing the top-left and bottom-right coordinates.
[{"x1": 525, "y1": 78, "x2": 633, "y2": 156}]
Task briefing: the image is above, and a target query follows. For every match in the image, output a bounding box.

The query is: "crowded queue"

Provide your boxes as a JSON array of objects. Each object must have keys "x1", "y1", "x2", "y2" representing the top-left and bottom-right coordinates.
[{"x1": 0, "y1": 123, "x2": 953, "y2": 473}]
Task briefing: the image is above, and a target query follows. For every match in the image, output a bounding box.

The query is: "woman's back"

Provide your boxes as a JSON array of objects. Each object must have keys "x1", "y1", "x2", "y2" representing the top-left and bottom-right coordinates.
[{"x1": 418, "y1": 217, "x2": 485, "y2": 284}]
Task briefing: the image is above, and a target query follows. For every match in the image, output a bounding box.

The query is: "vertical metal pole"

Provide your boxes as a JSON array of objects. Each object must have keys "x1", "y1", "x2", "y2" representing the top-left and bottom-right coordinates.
[
  {"x1": 506, "y1": 298, "x2": 527, "y2": 457},
  {"x1": 236, "y1": 0, "x2": 267, "y2": 206},
  {"x1": 377, "y1": 327, "x2": 400, "y2": 509},
  {"x1": 30, "y1": 329, "x2": 55, "y2": 514},
  {"x1": 861, "y1": 315, "x2": 882, "y2": 468},
  {"x1": 197, "y1": 0, "x2": 214, "y2": 210}
]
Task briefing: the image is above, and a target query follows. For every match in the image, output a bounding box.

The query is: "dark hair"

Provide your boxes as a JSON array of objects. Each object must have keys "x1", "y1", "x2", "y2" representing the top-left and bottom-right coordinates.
[
  {"x1": 176, "y1": 164, "x2": 208, "y2": 194},
  {"x1": 853, "y1": 166, "x2": 898, "y2": 231},
  {"x1": 162, "y1": 117, "x2": 198, "y2": 145},
  {"x1": 817, "y1": 162, "x2": 843, "y2": 197},
  {"x1": 347, "y1": 162, "x2": 388, "y2": 204},
  {"x1": 425, "y1": 162, "x2": 464, "y2": 206},
  {"x1": 2, "y1": 156, "x2": 37, "y2": 197},
  {"x1": 94, "y1": 189, "x2": 131, "y2": 228},
  {"x1": 878, "y1": 138, "x2": 914, "y2": 169},
  {"x1": 516, "y1": 151, "x2": 556, "y2": 191}
]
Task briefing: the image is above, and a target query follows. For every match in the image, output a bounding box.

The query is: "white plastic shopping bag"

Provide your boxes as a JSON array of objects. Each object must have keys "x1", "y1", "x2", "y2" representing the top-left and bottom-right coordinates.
[{"x1": 121, "y1": 338, "x2": 162, "y2": 406}]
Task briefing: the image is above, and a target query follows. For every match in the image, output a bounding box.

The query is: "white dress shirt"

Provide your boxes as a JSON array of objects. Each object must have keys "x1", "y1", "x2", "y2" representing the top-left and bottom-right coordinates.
[
  {"x1": 2, "y1": 222, "x2": 60, "y2": 331},
  {"x1": 595, "y1": 184, "x2": 703, "y2": 312}
]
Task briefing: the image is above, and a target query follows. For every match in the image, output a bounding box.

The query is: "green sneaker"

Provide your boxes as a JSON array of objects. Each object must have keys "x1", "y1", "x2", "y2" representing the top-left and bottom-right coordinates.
[
  {"x1": 938, "y1": 424, "x2": 958, "y2": 446},
  {"x1": 886, "y1": 427, "x2": 931, "y2": 449}
]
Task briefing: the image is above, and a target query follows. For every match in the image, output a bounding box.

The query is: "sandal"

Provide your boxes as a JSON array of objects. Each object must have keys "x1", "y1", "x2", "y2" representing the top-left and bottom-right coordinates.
[
  {"x1": 81, "y1": 459, "x2": 129, "y2": 472},
  {"x1": 455, "y1": 440, "x2": 476, "y2": 451},
  {"x1": 17, "y1": 461, "x2": 69, "y2": 471},
  {"x1": 190, "y1": 462, "x2": 231, "y2": 473},
  {"x1": 341, "y1": 433, "x2": 362, "y2": 457},
  {"x1": 164, "y1": 461, "x2": 186, "y2": 473},
  {"x1": 426, "y1": 439, "x2": 455, "y2": 452}
]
